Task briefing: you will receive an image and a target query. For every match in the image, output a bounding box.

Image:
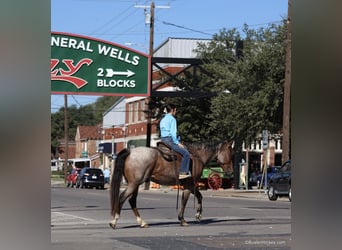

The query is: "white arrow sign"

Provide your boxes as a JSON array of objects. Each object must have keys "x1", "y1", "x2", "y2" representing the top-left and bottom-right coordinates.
[{"x1": 105, "y1": 69, "x2": 135, "y2": 78}]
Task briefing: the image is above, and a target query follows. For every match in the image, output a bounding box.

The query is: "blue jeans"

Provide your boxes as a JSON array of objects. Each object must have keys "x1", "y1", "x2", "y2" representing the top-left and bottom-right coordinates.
[{"x1": 161, "y1": 137, "x2": 190, "y2": 173}]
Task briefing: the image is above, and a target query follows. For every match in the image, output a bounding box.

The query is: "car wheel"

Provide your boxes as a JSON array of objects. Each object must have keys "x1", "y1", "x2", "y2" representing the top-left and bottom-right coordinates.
[
  {"x1": 268, "y1": 186, "x2": 278, "y2": 201},
  {"x1": 288, "y1": 186, "x2": 292, "y2": 202}
]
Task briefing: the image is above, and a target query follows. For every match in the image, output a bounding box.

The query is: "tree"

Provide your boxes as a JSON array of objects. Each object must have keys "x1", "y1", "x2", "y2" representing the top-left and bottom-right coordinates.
[
  {"x1": 197, "y1": 23, "x2": 286, "y2": 188},
  {"x1": 197, "y1": 23, "x2": 286, "y2": 143},
  {"x1": 51, "y1": 95, "x2": 121, "y2": 158}
]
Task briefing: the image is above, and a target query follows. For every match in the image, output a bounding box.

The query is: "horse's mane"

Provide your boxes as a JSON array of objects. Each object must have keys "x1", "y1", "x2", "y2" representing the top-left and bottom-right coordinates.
[{"x1": 184, "y1": 141, "x2": 221, "y2": 154}]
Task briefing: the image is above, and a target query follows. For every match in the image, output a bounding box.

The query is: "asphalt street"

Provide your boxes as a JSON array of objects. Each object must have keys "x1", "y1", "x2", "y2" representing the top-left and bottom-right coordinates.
[{"x1": 51, "y1": 180, "x2": 291, "y2": 249}]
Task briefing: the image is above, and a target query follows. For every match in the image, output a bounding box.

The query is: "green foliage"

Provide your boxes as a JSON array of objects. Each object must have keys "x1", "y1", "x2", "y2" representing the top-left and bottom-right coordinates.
[
  {"x1": 173, "y1": 22, "x2": 287, "y2": 145},
  {"x1": 202, "y1": 22, "x2": 287, "y2": 144},
  {"x1": 51, "y1": 96, "x2": 120, "y2": 157}
]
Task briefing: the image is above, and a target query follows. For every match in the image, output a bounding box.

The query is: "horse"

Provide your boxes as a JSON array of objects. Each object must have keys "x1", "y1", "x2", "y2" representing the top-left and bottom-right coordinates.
[{"x1": 109, "y1": 140, "x2": 234, "y2": 229}]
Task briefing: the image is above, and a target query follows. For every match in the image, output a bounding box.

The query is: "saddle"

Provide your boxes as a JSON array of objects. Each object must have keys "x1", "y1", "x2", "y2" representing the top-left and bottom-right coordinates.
[{"x1": 156, "y1": 141, "x2": 179, "y2": 162}]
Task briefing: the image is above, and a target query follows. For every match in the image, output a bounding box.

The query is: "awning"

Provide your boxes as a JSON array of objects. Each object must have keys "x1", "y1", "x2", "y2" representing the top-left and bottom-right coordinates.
[{"x1": 97, "y1": 143, "x2": 116, "y2": 154}]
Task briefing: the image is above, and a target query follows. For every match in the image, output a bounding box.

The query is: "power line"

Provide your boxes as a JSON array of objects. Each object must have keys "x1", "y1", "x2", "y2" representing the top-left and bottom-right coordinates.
[
  {"x1": 89, "y1": 4, "x2": 133, "y2": 35},
  {"x1": 162, "y1": 21, "x2": 213, "y2": 36},
  {"x1": 71, "y1": 95, "x2": 82, "y2": 107},
  {"x1": 161, "y1": 19, "x2": 284, "y2": 37}
]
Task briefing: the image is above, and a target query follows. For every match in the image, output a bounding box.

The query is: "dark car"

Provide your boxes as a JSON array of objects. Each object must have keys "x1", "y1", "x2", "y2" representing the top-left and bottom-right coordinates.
[
  {"x1": 267, "y1": 160, "x2": 291, "y2": 201},
  {"x1": 75, "y1": 167, "x2": 105, "y2": 189},
  {"x1": 66, "y1": 168, "x2": 81, "y2": 187},
  {"x1": 257, "y1": 165, "x2": 281, "y2": 188}
]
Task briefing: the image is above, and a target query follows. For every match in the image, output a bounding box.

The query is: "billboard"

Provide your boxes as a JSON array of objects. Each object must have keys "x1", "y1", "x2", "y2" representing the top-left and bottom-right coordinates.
[{"x1": 51, "y1": 32, "x2": 150, "y2": 96}]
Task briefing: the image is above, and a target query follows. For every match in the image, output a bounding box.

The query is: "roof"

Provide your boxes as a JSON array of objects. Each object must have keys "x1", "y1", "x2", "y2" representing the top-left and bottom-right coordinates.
[
  {"x1": 102, "y1": 96, "x2": 125, "y2": 117},
  {"x1": 154, "y1": 37, "x2": 211, "y2": 58},
  {"x1": 77, "y1": 125, "x2": 102, "y2": 140}
]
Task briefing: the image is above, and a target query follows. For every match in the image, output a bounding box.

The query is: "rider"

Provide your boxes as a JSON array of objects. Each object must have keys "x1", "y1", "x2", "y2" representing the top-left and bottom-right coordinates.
[{"x1": 159, "y1": 103, "x2": 191, "y2": 179}]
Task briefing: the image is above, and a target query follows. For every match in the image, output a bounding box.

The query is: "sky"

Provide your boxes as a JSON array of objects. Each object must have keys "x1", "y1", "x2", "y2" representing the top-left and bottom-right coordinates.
[{"x1": 51, "y1": 0, "x2": 288, "y2": 113}]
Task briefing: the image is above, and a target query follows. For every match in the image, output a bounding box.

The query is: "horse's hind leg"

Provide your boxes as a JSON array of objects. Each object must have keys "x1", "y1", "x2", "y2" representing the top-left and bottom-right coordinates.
[
  {"x1": 129, "y1": 188, "x2": 149, "y2": 228},
  {"x1": 109, "y1": 185, "x2": 138, "y2": 229},
  {"x1": 109, "y1": 189, "x2": 127, "y2": 229},
  {"x1": 194, "y1": 187, "x2": 203, "y2": 222},
  {"x1": 178, "y1": 189, "x2": 191, "y2": 226}
]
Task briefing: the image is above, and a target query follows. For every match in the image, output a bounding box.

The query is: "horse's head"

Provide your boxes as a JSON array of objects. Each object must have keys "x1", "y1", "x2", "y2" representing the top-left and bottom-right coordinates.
[{"x1": 216, "y1": 140, "x2": 234, "y2": 176}]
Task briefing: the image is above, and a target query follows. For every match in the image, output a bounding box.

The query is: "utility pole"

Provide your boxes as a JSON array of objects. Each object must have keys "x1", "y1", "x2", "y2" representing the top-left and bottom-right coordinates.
[
  {"x1": 145, "y1": 1, "x2": 155, "y2": 148},
  {"x1": 282, "y1": 0, "x2": 291, "y2": 163},
  {"x1": 135, "y1": 2, "x2": 169, "y2": 190},
  {"x1": 134, "y1": 2, "x2": 170, "y2": 148}
]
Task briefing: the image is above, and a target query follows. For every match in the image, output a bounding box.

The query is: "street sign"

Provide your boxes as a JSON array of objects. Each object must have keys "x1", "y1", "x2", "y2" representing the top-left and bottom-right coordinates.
[{"x1": 51, "y1": 32, "x2": 151, "y2": 96}]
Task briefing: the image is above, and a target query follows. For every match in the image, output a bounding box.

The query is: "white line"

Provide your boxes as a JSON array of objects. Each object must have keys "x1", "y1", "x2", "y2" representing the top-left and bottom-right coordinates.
[{"x1": 52, "y1": 211, "x2": 95, "y2": 222}]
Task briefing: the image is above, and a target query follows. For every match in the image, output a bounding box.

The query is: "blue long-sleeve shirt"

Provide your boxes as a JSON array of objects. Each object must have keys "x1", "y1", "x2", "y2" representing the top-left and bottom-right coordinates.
[{"x1": 160, "y1": 113, "x2": 180, "y2": 144}]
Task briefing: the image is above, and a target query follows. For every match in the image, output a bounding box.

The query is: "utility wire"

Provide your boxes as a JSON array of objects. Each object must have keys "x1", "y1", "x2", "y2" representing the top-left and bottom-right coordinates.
[
  {"x1": 162, "y1": 21, "x2": 213, "y2": 36},
  {"x1": 89, "y1": 5, "x2": 133, "y2": 35},
  {"x1": 71, "y1": 95, "x2": 83, "y2": 107},
  {"x1": 161, "y1": 19, "x2": 283, "y2": 37}
]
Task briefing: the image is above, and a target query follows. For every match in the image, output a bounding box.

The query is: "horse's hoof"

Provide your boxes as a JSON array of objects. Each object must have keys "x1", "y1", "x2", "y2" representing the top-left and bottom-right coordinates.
[
  {"x1": 195, "y1": 214, "x2": 202, "y2": 222},
  {"x1": 140, "y1": 223, "x2": 149, "y2": 228},
  {"x1": 180, "y1": 221, "x2": 189, "y2": 227},
  {"x1": 109, "y1": 222, "x2": 116, "y2": 230}
]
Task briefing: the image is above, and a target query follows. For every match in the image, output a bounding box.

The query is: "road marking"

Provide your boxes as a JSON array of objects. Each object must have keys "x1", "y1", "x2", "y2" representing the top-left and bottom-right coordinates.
[{"x1": 51, "y1": 211, "x2": 95, "y2": 225}]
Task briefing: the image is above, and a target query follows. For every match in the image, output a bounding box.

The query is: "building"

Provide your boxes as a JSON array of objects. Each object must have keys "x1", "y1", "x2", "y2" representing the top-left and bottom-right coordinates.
[{"x1": 74, "y1": 125, "x2": 102, "y2": 168}]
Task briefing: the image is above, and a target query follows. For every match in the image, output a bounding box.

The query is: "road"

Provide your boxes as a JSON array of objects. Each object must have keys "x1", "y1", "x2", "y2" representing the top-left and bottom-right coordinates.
[{"x1": 51, "y1": 184, "x2": 291, "y2": 249}]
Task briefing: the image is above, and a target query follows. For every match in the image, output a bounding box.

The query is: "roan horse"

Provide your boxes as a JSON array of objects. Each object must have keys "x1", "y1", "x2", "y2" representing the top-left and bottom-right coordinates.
[{"x1": 109, "y1": 140, "x2": 234, "y2": 229}]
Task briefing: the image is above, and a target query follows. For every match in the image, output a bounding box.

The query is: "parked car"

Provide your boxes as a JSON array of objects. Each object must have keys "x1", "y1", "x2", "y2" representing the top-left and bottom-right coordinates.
[
  {"x1": 75, "y1": 167, "x2": 105, "y2": 189},
  {"x1": 66, "y1": 168, "x2": 81, "y2": 187},
  {"x1": 257, "y1": 165, "x2": 281, "y2": 188},
  {"x1": 267, "y1": 160, "x2": 291, "y2": 201}
]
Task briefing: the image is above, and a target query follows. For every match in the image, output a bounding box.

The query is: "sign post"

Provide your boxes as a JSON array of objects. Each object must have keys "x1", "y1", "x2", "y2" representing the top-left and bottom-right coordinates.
[{"x1": 260, "y1": 130, "x2": 269, "y2": 189}]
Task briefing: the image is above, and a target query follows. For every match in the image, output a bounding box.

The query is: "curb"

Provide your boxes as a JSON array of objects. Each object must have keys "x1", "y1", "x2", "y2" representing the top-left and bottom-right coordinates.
[{"x1": 51, "y1": 180, "x2": 268, "y2": 199}]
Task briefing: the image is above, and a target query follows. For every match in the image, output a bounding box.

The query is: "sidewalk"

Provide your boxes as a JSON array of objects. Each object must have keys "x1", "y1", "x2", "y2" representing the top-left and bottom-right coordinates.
[
  {"x1": 201, "y1": 188, "x2": 269, "y2": 199},
  {"x1": 51, "y1": 179, "x2": 269, "y2": 199},
  {"x1": 153, "y1": 185, "x2": 269, "y2": 200}
]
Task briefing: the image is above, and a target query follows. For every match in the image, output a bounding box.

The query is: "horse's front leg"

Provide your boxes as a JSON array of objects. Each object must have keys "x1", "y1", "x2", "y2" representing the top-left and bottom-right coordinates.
[
  {"x1": 129, "y1": 189, "x2": 149, "y2": 228},
  {"x1": 178, "y1": 189, "x2": 191, "y2": 226},
  {"x1": 194, "y1": 187, "x2": 203, "y2": 222}
]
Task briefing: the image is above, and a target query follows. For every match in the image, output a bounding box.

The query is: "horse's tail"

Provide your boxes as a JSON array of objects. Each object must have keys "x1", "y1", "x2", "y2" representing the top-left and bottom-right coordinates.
[{"x1": 110, "y1": 148, "x2": 130, "y2": 217}]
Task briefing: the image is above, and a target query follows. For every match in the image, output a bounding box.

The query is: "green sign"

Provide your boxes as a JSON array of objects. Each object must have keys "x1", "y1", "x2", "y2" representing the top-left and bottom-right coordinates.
[{"x1": 51, "y1": 32, "x2": 150, "y2": 96}]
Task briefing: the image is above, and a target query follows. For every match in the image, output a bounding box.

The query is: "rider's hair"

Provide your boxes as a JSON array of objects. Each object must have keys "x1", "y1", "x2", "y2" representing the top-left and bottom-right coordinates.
[{"x1": 165, "y1": 103, "x2": 176, "y2": 113}]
